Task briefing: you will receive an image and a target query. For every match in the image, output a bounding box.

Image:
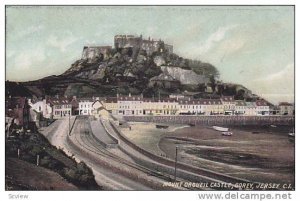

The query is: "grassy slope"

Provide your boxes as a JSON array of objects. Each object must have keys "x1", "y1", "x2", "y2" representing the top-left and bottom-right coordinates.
[
  {"x1": 6, "y1": 131, "x2": 101, "y2": 190},
  {"x1": 6, "y1": 157, "x2": 78, "y2": 190}
]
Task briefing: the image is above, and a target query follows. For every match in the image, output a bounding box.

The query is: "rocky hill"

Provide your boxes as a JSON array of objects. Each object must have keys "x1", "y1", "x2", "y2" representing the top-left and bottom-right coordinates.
[{"x1": 6, "y1": 35, "x2": 257, "y2": 101}]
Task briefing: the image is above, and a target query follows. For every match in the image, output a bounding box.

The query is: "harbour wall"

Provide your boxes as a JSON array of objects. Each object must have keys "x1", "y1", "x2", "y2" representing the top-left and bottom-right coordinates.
[{"x1": 123, "y1": 115, "x2": 294, "y2": 126}]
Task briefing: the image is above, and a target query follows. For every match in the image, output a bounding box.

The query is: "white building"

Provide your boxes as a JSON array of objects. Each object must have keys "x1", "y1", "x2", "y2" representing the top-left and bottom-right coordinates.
[
  {"x1": 221, "y1": 96, "x2": 235, "y2": 115},
  {"x1": 118, "y1": 94, "x2": 144, "y2": 116},
  {"x1": 92, "y1": 100, "x2": 104, "y2": 119},
  {"x1": 103, "y1": 97, "x2": 118, "y2": 115},
  {"x1": 28, "y1": 99, "x2": 52, "y2": 119},
  {"x1": 48, "y1": 98, "x2": 72, "y2": 119},
  {"x1": 278, "y1": 102, "x2": 294, "y2": 115},
  {"x1": 256, "y1": 100, "x2": 270, "y2": 116},
  {"x1": 201, "y1": 99, "x2": 223, "y2": 115},
  {"x1": 245, "y1": 102, "x2": 257, "y2": 116},
  {"x1": 178, "y1": 99, "x2": 202, "y2": 115},
  {"x1": 235, "y1": 100, "x2": 247, "y2": 115},
  {"x1": 143, "y1": 98, "x2": 179, "y2": 115},
  {"x1": 78, "y1": 98, "x2": 94, "y2": 115}
]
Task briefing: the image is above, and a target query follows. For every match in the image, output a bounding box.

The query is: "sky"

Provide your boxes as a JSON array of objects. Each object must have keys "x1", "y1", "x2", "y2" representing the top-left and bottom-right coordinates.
[{"x1": 6, "y1": 6, "x2": 294, "y2": 104}]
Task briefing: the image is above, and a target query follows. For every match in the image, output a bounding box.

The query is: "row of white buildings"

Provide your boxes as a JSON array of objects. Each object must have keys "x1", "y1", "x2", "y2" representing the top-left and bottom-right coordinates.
[
  {"x1": 114, "y1": 95, "x2": 270, "y2": 116},
  {"x1": 28, "y1": 94, "x2": 294, "y2": 119}
]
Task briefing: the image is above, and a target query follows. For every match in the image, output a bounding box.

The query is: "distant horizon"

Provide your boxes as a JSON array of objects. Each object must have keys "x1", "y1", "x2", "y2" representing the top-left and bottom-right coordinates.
[{"x1": 6, "y1": 6, "x2": 294, "y2": 104}]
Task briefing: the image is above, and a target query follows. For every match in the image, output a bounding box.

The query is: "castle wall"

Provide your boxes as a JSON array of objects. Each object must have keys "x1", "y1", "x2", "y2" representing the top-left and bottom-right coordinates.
[
  {"x1": 164, "y1": 44, "x2": 173, "y2": 53},
  {"x1": 114, "y1": 35, "x2": 173, "y2": 55},
  {"x1": 114, "y1": 35, "x2": 142, "y2": 49}
]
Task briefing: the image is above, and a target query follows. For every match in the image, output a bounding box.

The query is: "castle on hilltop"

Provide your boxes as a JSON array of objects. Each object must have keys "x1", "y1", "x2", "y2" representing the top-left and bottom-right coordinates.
[
  {"x1": 114, "y1": 35, "x2": 173, "y2": 55},
  {"x1": 82, "y1": 35, "x2": 173, "y2": 62}
]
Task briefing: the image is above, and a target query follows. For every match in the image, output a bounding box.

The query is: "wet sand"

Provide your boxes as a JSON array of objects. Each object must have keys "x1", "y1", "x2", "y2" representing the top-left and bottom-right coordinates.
[
  {"x1": 120, "y1": 122, "x2": 188, "y2": 155},
  {"x1": 121, "y1": 121, "x2": 294, "y2": 187},
  {"x1": 159, "y1": 125, "x2": 294, "y2": 186}
]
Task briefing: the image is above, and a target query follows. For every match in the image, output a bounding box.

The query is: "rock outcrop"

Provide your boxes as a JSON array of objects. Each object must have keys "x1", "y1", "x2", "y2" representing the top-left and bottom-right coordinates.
[{"x1": 160, "y1": 66, "x2": 209, "y2": 85}]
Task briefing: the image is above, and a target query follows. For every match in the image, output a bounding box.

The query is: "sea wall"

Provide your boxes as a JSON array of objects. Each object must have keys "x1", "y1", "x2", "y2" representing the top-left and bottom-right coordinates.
[{"x1": 123, "y1": 115, "x2": 294, "y2": 126}]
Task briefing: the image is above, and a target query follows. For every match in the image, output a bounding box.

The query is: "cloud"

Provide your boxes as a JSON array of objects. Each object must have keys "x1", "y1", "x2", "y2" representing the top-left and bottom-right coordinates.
[
  {"x1": 13, "y1": 48, "x2": 46, "y2": 71},
  {"x1": 47, "y1": 34, "x2": 78, "y2": 52},
  {"x1": 217, "y1": 37, "x2": 245, "y2": 57},
  {"x1": 198, "y1": 24, "x2": 238, "y2": 55},
  {"x1": 248, "y1": 63, "x2": 294, "y2": 103},
  {"x1": 18, "y1": 25, "x2": 44, "y2": 38},
  {"x1": 254, "y1": 63, "x2": 294, "y2": 83}
]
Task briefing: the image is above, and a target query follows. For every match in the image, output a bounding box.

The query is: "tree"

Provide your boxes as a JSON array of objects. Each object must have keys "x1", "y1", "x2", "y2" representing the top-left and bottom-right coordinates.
[
  {"x1": 187, "y1": 60, "x2": 220, "y2": 78},
  {"x1": 210, "y1": 75, "x2": 216, "y2": 93}
]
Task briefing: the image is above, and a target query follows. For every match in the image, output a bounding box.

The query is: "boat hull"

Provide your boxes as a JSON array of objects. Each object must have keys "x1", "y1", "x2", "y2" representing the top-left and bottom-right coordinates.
[
  {"x1": 156, "y1": 125, "x2": 169, "y2": 129},
  {"x1": 213, "y1": 126, "x2": 229, "y2": 132}
]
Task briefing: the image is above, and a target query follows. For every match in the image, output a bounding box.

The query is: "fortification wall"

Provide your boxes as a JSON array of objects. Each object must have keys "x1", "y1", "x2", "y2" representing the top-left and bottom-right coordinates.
[{"x1": 114, "y1": 35, "x2": 173, "y2": 55}]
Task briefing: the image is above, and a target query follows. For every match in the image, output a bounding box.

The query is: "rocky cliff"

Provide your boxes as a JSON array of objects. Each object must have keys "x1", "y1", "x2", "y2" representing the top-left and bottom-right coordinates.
[{"x1": 160, "y1": 66, "x2": 209, "y2": 85}]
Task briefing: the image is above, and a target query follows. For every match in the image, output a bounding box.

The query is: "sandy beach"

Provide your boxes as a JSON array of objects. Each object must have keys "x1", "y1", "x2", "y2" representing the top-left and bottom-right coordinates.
[
  {"x1": 121, "y1": 121, "x2": 294, "y2": 187},
  {"x1": 120, "y1": 122, "x2": 188, "y2": 156}
]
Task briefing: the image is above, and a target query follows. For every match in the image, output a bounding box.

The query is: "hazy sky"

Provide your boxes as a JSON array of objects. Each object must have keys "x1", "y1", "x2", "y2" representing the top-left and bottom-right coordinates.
[{"x1": 6, "y1": 6, "x2": 294, "y2": 104}]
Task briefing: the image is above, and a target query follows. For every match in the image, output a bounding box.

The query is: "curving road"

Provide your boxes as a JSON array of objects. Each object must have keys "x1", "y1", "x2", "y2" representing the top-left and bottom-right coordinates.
[
  {"x1": 40, "y1": 115, "x2": 241, "y2": 190},
  {"x1": 40, "y1": 117, "x2": 154, "y2": 190}
]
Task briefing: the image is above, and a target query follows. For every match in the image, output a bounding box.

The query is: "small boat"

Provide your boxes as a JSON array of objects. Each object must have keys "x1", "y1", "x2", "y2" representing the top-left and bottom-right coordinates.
[
  {"x1": 270, "y1": 125, "x2": 277, "y2": 128},
  {"x1": 222, "y1": 132, "x2": 233, "y2": 136},
  {"x1": 288, "y1": 128, "x2": 295, "y2": 137},
  {"x1": 213, "y1": 126, "x2": 229, "y2": 132},
  {"x1": 156, "y1": 124, "x2": 169, "y2": 129}
]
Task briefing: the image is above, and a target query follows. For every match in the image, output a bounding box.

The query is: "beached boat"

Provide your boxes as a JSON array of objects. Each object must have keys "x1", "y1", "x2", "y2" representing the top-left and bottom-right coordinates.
[
  {"x1": 156, "y1": 124, "x2": 169, "y2": 129},
  {"x1": 288, "y1": 128, "x2": 295, "y2": 137},
  {"x1": 222, "y1": 132, "x2": 233, "y2": 136},
  {"x1": 212, "y1": 126, "x2": 229, "y2": 132}
]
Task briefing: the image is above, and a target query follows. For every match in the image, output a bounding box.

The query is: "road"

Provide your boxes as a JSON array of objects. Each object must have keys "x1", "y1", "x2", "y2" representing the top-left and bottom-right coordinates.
[
  {"x1": 40, "y1": 115, "x2": 248, "y2": 190},
  {"x1": 40, "y1": 117, "x2": 154, "y2": 190}
]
